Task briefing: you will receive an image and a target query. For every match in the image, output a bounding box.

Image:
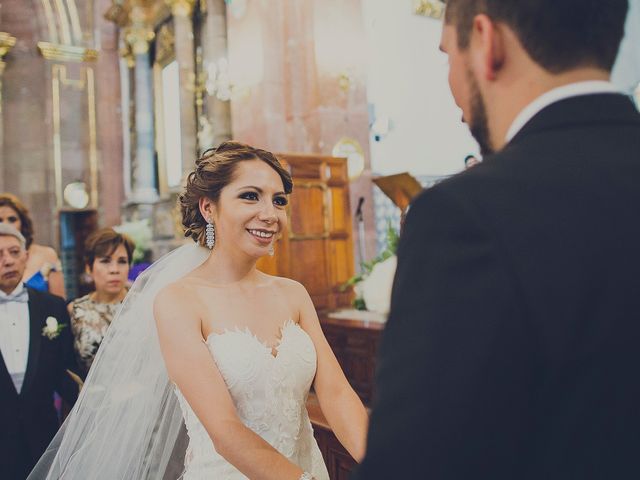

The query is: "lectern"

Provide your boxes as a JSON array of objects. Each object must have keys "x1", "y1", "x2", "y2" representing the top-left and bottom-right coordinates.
[{"x1": 372, "y1": 172, "x2": 423, "y2": 230}]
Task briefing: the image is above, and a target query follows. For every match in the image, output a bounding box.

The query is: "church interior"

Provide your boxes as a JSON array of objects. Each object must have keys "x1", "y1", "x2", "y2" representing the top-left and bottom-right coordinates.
[{"x1": 1, "y1": 1, "x2": 639, "y2": 478}]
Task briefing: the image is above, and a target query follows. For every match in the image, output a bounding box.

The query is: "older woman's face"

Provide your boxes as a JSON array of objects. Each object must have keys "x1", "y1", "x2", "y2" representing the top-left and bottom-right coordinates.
[
  {"x1": 88, "y1": 244, "x2": 130, "y2": 297},
  {"x1": 0, "y1": 206, "x2": 22, "y2": 232}
]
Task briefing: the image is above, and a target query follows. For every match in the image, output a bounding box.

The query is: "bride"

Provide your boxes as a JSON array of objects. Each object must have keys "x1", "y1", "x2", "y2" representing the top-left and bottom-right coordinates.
[{"x1": 29, "y1": 142, "x2": 368, "y2": 479}]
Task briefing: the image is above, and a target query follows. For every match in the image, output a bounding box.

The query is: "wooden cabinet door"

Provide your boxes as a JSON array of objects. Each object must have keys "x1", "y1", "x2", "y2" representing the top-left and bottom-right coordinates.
[{"x1": 258, "y1": 154, "x2": 355, "y2": 310}]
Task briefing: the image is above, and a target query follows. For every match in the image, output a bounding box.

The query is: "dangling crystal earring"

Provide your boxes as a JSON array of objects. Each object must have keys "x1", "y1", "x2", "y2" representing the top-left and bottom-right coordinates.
[
  {"x1": 205, "y1": 220, "x2": 215, "y2": 249},
  {"x1": 268, "y1": 244, "x2": 275, "y2": 256}
]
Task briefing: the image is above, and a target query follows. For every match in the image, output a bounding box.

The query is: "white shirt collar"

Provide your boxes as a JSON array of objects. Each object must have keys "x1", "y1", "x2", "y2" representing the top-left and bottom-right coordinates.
[
  {"x1": 505, "y1": 81, "x2": 621, "y2": 143},
  {"x1": 0, "y1": 282, "x2": 25, "y2": 299}
]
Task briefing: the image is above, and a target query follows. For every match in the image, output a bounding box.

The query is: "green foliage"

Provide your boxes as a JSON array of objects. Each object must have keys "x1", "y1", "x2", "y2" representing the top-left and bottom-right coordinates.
[
  {"x1": 353, "y1": 297, "x2": 367, "y2": 311},
  {"x1": 360, "y1": 222, "x2": 399, "y2": 277}
]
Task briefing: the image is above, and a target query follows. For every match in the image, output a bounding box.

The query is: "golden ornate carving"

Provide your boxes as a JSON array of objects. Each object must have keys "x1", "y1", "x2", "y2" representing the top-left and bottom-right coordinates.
[
  {"x1": 104, "y1": 2, "x2": 130, "y2": 27},
  {"x1": 155, "y1": 23, "x2": 176, "y2": 66},
  {"x1": 413, "y1": 0, "x2": 445, "y2": 19},
  {"x1": 38, "y1": 42, "x2": 99, "y2": 62},
  {"x1": 123, "y1": 6, "x2": 156, "y2": 55},
  {"x1": 0, "y1": 33, "x2": 16, "y2": 116},
  {"x1": 0, "y1": 33, "x2": 17, "y2": 59},
  {"x1": 120, "y1": 42, "x2": 136, "y2": 68},
  {"x1": 166, "y1": 0, "x2": 195, "y2": 17},
  {"x1": 125, "y1": 24, "x2": 156, "y2": 55}
]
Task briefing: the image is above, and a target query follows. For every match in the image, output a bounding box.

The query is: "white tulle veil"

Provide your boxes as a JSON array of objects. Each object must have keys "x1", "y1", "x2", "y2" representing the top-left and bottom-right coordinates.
[{"x1": 28, "y1": 242, "x2": 210, "y2": 479}]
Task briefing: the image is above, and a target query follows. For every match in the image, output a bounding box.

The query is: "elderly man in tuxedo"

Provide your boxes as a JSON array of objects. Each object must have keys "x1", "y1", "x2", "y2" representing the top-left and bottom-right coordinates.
[
  {"x1": 355, "y1": 1, "x2": 639, "y2": 479},
  {"x1": 0, "y1": 224, "x2": 79, "y2": 479}
]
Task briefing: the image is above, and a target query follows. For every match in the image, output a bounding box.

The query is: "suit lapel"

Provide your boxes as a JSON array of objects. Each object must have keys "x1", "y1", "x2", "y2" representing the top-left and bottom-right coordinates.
[
  {"x1": 0, "y1": 343, "x2": 18, "y2": 396},
  {"x1": 21, "y1": 288, "x2": 44, "y2": 396}
]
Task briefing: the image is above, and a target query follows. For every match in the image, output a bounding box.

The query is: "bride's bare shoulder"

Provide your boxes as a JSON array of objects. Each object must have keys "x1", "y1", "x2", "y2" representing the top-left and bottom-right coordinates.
[
  {"x1": 264, "y1": 274, "x2": 309, "y2": 299},
  {"x1": 154, "y1": 280, "x2": 200, "y2": 320}
]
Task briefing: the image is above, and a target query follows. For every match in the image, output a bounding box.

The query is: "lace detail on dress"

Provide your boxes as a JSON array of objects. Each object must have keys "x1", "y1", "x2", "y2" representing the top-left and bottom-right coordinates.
[{"x1": 174, "y1": 320, "x2": 329, "y2": 480}]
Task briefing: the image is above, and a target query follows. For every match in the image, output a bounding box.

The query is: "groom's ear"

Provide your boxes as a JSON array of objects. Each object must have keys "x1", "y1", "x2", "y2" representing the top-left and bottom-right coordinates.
[{"x1": 470, "y1": 14, "x2": 506, "y2": 82}]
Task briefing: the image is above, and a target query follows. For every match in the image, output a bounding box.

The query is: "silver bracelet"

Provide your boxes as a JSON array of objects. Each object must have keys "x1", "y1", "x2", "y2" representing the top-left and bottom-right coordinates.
[{"x1": 299, "y1": 473, "x2": 315, "y2": 480}]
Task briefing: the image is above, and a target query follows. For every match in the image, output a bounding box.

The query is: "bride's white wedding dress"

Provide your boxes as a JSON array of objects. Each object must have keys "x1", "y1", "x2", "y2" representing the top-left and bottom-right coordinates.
[
  {"x1": 174, "y1": 319, "x2": 330, "y2": 479},
  {"x1": 27, "y1": 247, "x2": 330, "y2": 480}
]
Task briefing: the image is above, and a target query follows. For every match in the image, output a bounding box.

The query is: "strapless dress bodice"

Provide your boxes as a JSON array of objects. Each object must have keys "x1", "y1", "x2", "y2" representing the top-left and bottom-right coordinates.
[{"x1": 174, "y1": 320, "x2": 329, "y2": 479}]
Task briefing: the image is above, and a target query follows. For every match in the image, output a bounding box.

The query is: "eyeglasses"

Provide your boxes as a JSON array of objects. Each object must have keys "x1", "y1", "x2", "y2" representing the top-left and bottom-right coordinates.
[{"x1": 0, "y1": 248, "x2": 24, "y2": 260}]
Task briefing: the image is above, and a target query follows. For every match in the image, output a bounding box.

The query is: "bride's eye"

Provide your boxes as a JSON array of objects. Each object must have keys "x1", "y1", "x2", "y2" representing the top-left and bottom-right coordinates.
[
  {"x1": 273, "y1": 195, "x2": 288, "y2": 207},
  {"x1": 239, "y1": 191, "x2": 259, "y2": 201}
]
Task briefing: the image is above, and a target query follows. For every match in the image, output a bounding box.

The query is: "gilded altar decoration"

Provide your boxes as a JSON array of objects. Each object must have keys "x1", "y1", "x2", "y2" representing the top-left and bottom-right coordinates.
[
  {"x1": 0, "y1": 32, "x2": 16, "y2": 59},
  {"x1": 0, "y1": 32, "x2": 16, "y2": 77},
  {"x1": 414, "y1": 0, "x2": 445, "y2": 20},
  {"x1": 166, "y1": 0, "x2": 196, "y2": 17},
  {"x1": 155, "y1": 23, "x2": 176, "y2": 66},
  {"x1": 37, "y1": 42, "x2": 98, "y2": 62},
  {"x1": 125, "y1": 7, "x2": 156, "y2": 55}
]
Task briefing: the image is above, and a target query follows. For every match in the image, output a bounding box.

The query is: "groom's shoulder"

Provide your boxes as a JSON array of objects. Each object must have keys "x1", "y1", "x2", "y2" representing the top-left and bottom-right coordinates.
[
  {"x1": 406, "y1": 153, "x2": 534, "y2": 234},
  {"x1": 412, "y1": 157, "x2": 513, "y2": 209}
]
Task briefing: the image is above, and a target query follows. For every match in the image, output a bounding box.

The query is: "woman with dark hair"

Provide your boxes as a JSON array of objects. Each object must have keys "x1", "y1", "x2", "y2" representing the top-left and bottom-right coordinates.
[
  {"x1": 68, "y1": 228, "x2": 135, "y2": 376},
  {"x1": 0, "y1": 193, "x2": 66, "y2": 297},
  {"x1": 29, "y1": 142, "x2": 368, "y2": 480}
]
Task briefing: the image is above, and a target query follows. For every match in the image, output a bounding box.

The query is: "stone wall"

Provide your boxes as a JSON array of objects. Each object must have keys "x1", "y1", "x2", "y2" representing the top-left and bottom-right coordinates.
[{"x1": 0, "y1": 0, "x2": 124, "y2": 248}]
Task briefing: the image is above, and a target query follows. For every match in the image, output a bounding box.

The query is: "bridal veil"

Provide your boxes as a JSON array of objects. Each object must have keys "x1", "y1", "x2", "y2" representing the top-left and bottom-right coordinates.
[{"x1": 28, "y1": 243, "x2": 210, "y2": 479}]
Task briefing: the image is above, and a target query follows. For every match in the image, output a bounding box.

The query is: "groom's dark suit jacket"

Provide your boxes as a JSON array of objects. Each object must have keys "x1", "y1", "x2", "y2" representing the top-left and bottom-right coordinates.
[
  {"x1": 353, "y1": 94, "x2": 640, "y2": 480},
  {"x1": 0, "y1": 288, "x2": 79, "y2": 479}
]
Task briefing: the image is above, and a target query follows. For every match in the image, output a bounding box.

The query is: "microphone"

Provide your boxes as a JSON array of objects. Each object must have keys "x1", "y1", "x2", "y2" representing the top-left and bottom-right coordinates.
[{"x1": 355, "y1": 197, "x2": 365, "y2": 221}]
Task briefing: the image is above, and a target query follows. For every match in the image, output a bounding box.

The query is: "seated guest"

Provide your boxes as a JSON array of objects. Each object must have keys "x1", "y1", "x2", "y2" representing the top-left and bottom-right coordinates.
[
  {"x1": 464, "y1": 153, "x2": 481, "y2": 169},
  {"x1": 0, "y1": 193, "x2": 66, "y2": 298},
  {"x1": 0, "y1": 224, "x2": 79, "y2": 479},
  {"x1": 69, "y1": 228, "x2": 134, "y2": 376}
]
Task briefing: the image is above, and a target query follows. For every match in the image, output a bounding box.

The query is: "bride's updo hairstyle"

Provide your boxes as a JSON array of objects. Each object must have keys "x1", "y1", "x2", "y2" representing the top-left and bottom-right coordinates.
[{"x1": 180, "y1": 141, "x2": 293, "y2": 246}]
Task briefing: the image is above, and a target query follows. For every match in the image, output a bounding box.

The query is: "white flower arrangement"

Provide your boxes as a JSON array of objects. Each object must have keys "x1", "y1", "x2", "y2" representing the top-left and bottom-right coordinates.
[
  {"x1": 361, "y1": 255, "x2": 397, "y2": 315},
  {"x1": 113, "y1": 219, "x2": 153, "y2": 263},
  {"x1": 342, "y1": 223, "x2": 399, "y2": 315},
  {"x1": 42, "y1": 316, "x2": 67, "y2": 340}
]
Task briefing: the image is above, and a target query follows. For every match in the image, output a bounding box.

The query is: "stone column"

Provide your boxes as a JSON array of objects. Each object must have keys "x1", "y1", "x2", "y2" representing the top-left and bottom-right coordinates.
[
  {"x1": 125, "y1": 15, "x2": 158, "y2": 203},
  {"x1": 203, "y1": 0, "x2": 232, "y2": 148},
  {"x1": 119, "y1": 39, "x2": 135, "y2": 200},
  {"x1": 167, "y1": 0, "x2": 198, "y2": 177},
  {"x1": 0, "y1": 32, "x2": 16, "y2": 191}
]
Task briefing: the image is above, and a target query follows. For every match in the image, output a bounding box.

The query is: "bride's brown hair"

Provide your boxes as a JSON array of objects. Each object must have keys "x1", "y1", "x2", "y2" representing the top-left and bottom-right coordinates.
[{"x1": 180, "y1": 141, "x2": 293, "y2": 247}]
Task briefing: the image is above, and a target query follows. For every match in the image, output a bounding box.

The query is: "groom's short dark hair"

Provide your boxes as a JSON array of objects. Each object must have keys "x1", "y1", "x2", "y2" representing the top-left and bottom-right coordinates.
[{"x1": 444, "y1": 0, "x2": 628, "y2": 73}]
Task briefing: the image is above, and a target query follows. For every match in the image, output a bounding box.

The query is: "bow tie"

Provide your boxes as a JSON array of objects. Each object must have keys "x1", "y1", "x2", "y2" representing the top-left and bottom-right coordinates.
[{"x1": 0, "y1": 289, "x2": 28, "y2": 304}]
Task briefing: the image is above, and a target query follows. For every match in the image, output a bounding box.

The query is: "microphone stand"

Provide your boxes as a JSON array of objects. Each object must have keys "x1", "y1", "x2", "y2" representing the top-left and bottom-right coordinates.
[{"x1": 355, "y1": 196, "x2": 366, "y2": 272}]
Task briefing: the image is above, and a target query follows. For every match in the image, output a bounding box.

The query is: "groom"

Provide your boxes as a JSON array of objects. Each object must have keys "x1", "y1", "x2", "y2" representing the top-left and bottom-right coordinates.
[
  {"x1": 355, "y1": 1, "x2": 640, "y2": 479},
  {"x1": 0, "y1": 224, "x2": 79, "y2": 479}
]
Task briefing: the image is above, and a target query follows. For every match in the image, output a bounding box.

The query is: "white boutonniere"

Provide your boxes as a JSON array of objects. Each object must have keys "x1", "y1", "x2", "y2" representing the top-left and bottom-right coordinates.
[{"x1": 42, "y1": 316, "x2": 67, "y2": 340}]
